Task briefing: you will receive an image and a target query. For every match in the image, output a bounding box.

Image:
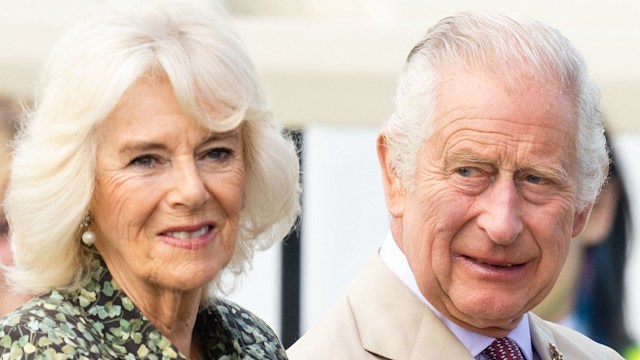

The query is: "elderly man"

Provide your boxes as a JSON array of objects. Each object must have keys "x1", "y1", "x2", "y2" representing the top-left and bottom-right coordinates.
[{"x1": 288, "y1": 10, "x2": 623, "y2": 360}]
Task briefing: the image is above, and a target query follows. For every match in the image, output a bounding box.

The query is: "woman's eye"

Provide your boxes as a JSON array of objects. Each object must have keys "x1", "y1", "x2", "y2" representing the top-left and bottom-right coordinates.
[
  {"x1": 205, "y1": 148, "x2": 233, "y2": 161},
  {"x1": 130, "y1": 154, "x2": 159, "y2": 167}
]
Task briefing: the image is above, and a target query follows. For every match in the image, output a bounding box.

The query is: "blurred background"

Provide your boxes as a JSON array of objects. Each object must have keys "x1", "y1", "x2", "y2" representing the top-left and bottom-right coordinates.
[{"x1": 1, "y1": 0, "x2": 638, "y2": 349}]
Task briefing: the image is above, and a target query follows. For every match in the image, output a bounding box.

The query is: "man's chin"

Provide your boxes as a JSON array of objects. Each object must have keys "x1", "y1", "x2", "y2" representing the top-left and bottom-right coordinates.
[{"x1": 447, "y1": 299, "x2": 527, "y2": 335}]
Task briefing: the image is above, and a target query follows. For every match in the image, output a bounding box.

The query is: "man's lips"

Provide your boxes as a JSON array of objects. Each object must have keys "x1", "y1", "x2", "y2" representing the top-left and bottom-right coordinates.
[{"x1": 461, "y1": 255, "x2": 525, "y2": 269}]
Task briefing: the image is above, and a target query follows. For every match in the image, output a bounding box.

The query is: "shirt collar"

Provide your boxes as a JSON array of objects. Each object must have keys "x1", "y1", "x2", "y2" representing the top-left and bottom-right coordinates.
[{"x1": 379, "y1": 232, "x2": 533, "y2": 360}]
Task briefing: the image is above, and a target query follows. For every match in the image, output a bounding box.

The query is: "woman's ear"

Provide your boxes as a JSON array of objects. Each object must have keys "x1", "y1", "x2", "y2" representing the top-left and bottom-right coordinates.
[{"x1": 377, "y1": 133, "x2": 406, "y2": 218}]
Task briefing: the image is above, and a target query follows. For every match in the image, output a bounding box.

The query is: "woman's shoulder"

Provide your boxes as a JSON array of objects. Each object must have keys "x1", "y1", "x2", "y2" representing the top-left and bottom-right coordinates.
[
  {"x1": 202, "y1": 298, "x2": 287, "y2": 359},
  {"x1": 212, "y1": 298, "x2": 275, "y2": 333},
  {"x1": 0, "y1": 291, "x2": 103, "y2": 358}
]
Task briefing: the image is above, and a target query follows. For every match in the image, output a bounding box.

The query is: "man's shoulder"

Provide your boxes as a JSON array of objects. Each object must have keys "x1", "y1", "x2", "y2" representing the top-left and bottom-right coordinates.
[
  {"x1": 0, "y1": 291, "x2": 104, "y2": 358},
  {"x1": 287, "y1": 295, "x2": 377, "y2": 359},
  {"x1": 288, "y1": 253, "x2": 429, "y2": 360},
  {"x1": 288, "y1": 254, "x2": 379, "y2": 359},
  {"x1": 529, "y1": 314, "x2": 624, "y2": 359}
]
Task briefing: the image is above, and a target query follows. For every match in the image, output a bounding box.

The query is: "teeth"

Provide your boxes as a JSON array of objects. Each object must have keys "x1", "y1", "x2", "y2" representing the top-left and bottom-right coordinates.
[{"x1": 165, "y1": 226, "x2": 208, "y2": 239}]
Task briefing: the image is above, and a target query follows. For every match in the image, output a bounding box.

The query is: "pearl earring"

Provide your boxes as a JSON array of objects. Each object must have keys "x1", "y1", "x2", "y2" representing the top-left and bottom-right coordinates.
[{"x1": 80, "y1": 213, "x2": 96, "y2": 246}]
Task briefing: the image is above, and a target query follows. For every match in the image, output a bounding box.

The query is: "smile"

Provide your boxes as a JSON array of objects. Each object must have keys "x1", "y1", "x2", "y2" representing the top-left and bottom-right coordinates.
[
  {"x1": 472, "y1": 258, "x2": 521, "y2": 268},
  {"x1": 163, "y1": 226, "x2": 210, "y2": 239},
  {"x1": 461, "y1": 255, "x2": 526, "y2": 271},
  {"x1": 159, "y1": 225, "x2": 215, "y2": 250}
]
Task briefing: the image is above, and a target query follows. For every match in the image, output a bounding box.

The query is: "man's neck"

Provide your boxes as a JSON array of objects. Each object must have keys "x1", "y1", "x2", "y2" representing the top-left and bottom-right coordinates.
[{"x1": 378, "y1": 232, "x2": 533, "y2": 359}]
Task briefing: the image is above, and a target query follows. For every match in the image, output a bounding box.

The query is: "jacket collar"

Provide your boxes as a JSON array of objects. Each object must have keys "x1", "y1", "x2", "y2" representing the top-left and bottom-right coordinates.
[
  {"x1": 347, "y1": 253, "x2": 474, "y2": 359},
  {"x1": 348, "y1": 253, "x2": 569, "y2": 360}
]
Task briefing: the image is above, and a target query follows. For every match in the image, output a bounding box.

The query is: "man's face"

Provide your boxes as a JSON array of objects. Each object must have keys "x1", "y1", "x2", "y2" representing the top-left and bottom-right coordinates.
[{"x1": 380, "y1": 71, "x2": 591, "y2": 337}]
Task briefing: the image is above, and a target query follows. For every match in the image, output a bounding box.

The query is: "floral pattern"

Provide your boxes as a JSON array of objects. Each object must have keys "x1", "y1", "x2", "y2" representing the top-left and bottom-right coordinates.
[{"x1": 0, "y1": 258, "x2": 287, "y2": 359}]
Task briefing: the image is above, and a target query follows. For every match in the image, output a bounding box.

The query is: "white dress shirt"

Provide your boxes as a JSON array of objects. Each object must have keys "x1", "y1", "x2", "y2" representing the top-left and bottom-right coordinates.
[{"x1": 379, "y1": 232, "x2": 534, "y2": 360}]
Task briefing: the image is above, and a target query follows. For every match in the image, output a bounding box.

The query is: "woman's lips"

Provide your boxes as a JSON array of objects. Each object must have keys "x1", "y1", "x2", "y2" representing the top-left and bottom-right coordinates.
[
  {"x1": 159, "y1": 225, "x2": 215, "y2": 250},
  {"x1": 162, "y1": 225, "x2": 210, "y2": 239}
]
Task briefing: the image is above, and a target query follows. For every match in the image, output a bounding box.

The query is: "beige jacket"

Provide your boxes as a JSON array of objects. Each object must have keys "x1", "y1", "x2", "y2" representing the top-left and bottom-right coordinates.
[{"x1": 288, "y1": 254, "x2": 622, "y2": 360}]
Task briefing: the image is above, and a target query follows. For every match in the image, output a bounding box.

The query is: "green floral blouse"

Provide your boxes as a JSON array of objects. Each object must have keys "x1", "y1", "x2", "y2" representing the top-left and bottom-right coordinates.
[{"x1": 0, "y1": 258, "x2": 287, "y2": 359}]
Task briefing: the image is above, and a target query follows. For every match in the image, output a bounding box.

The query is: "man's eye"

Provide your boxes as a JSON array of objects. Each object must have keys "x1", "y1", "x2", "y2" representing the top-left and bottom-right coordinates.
[
  {"x1": 456, "y1": 167, "x2": 475, "y2": 177},
  {"x1": 526, "y1": 175, "x2": 543, "y2": 184}
]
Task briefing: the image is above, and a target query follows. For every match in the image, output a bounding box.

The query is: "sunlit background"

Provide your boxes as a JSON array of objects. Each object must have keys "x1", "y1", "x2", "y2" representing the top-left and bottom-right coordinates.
[{"x1": 1, "y1": 0, "x2": 638, "y2": 348}]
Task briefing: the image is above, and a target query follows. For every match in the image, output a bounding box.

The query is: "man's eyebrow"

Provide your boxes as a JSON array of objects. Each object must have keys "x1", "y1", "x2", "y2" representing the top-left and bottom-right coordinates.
[
  {"x1": 443, "y1": 150, "x2": 570, "y2": 181},
  {"x1": 521, "y1": 163, "x2": 570, "y2": 183},
  {"x1": 443, "y1": 150, "x2": 495, "y2": 167}
]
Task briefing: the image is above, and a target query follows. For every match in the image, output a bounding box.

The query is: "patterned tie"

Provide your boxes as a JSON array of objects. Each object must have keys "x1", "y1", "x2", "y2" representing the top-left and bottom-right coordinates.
[{"x1": 481, "y1": 338, "x2": 525, "y2": 360}]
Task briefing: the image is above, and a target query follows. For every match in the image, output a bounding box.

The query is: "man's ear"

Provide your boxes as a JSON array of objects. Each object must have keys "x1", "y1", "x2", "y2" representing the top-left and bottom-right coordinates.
[
  {"x1": 377, "y1": 133, "x2": 407, "y2": 218},
  {"x1": 572, "y1": 204, "x2": 593, "y2": 238}
]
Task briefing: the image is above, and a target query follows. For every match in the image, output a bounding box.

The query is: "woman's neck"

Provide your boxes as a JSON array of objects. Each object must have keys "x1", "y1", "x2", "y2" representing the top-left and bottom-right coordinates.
[{"x1": 107, "y1": 263, "x2": 204, "y2": 357}]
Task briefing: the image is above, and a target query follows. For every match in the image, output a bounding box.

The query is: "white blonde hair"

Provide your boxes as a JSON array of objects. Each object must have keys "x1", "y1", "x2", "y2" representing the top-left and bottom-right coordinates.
[
  {"x1": 383, "y1": 10, "x2": 607, "y2": 210},
  {"x1": 5, "y1": 0, "x2": 300, "y2": 299}
]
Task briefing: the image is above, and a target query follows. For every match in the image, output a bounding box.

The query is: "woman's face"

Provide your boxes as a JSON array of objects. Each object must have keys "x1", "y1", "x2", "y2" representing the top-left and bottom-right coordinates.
[{"x1": 91, "y1": 76, "x2": 245, "y2": 298}]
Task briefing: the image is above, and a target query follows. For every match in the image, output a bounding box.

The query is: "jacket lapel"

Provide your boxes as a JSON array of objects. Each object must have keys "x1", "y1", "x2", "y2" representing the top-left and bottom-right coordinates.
[
  {"x1": 529, "y1": 313, "x2": 564, "y2": 360},
  {"x1": 348, "y1": 254, "x2": 474, "y2": 360}
]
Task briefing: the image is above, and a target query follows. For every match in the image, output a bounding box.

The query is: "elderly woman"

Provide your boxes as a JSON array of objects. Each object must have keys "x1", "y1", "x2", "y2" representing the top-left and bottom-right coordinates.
[{"x1": 0, "y1": 1, "x2": 299, "y2": 359}]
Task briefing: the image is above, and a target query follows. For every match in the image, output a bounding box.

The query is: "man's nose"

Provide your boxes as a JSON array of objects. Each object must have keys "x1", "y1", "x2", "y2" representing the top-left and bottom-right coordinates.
[{"x1": 476, "y1": 177, "x2": 524, "y2": 245}]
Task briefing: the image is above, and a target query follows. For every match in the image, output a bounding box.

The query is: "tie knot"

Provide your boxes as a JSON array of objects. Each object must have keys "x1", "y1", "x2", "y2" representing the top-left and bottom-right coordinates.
[{"x1": 481, "y1": 337, "x2": 525, "y2": 360}]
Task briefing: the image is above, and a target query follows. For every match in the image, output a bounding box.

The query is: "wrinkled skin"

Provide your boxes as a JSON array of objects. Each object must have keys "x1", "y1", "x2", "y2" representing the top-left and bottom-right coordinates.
[
  {"x1": 378, "y1": 71, "x2": 591, "y2": 338},
  {"x1": 91, "y1": 76, "x2": 245, "y2": 353}
]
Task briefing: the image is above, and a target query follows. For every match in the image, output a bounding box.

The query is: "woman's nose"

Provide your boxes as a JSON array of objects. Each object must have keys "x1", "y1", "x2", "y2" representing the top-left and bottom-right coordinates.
[{"x1": 166, "y1": 160, "x2": 210, "y2": 210}]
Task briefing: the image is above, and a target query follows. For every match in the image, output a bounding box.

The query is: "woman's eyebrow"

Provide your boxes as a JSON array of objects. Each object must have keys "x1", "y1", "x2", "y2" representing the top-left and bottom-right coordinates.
[
  {"x1": 204, "y1": 129, "x2": 238, "y2": 139},
  {"x1": 200, "y1": 129, "x2": 241, "y2": 145},
  {"x1": 119, "y1": 142, "x2": 167, "y2": 155}
]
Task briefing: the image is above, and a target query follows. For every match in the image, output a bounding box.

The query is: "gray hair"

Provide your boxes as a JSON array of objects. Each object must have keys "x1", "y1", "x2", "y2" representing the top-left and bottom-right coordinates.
[
  {"x1": 5, "y1": 0, "x2": 300, "y2": 299},
  {"x1": 382, "y1": 10, "x2": 607, "y2": 210}
]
